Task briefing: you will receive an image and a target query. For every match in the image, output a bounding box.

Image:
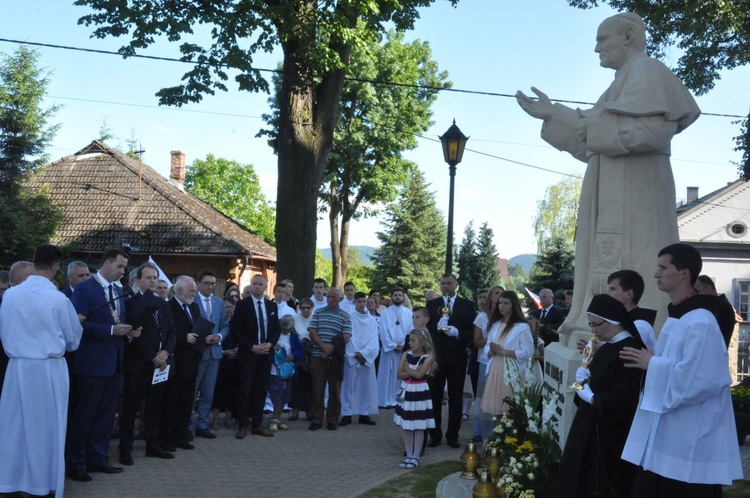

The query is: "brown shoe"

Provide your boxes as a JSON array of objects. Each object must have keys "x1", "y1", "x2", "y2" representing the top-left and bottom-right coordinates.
[
  {"x1": 250, "y1": 425, "x2": 274, "y2": 437},
  {"x1": 235, "y1": 427, "x2": 247, "y2": 440}
]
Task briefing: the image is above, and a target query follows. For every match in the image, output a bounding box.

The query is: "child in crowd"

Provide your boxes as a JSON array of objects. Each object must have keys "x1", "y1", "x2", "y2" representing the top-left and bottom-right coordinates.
[
  {"x1": 269, "y1": 315, "x2": 303, "y2": 432},
  {"x1": 393, "y1": 328, "x2": 436, "y2": 469}
]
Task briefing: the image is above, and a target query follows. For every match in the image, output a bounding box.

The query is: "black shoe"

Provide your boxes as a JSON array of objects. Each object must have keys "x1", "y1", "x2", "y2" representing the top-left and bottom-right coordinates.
[
  {"x1": 309, "y1": 423, "x2": 322, "y2": 431},
  {"x1": 146, "y1": 448, "x2": 175, "y2": 459},
  {"x1": 327, "y1": 423, "x2": 337, "y2": 431},
  {"x1": 162, "y1": 442, "x2": 176, "y2": 452},
  {"x1": 68, "y1": 468, "x2": 92, "y2": 482},
  {"x1": 446, "y1": 439, "x2": 461, "y2": 449},
  {"x1": 177, "y1": 442, "x2": 195, "y2": 450},
  {"x1": 88, "y1": 462, "x2": 124, "y2": 474},
  {"x1": 195, "y1": 428, "x2": 217, "y2": 439},
  {"x1": 339, "y1": 416, "x2": 352, "y2": 426},
  {"x1": 119, "y1": 453, "x2": 134, "y2": 466},
  {"x1": 427, "y1": 438, "x2": 441, "y2": 447},
  {"x1": 358, "y1": 416, "x2": 376, "y2": 426}
]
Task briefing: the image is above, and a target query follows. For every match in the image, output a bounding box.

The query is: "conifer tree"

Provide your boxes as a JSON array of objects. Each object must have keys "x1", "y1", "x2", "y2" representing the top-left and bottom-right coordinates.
[
  {"x1": 456, "y1": 221, "x2": 478, "y2": 301},
  {"x1": 370, "y1": 170, "x2": 446, "y2": 299},
  {"x1": 475, "y1": 222, "x2": 501, "y2": 290}
]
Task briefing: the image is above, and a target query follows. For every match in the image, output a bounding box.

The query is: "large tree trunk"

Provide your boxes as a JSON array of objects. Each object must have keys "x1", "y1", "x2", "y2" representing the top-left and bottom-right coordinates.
[
  {"x1": 339, "y1": 216, "x2": 351, "y2": 283},
  {"x1": 274, "y1": 6, "x2": 355, "y2": 294}
]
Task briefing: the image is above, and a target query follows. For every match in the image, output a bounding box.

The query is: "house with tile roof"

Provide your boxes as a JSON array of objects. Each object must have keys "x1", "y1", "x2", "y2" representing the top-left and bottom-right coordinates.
[
  {"x1": 28, "y1": 140, "x2": 277, "y2": 296},
  {"x1": 677, "y1": 181, "x2": 750, "y2": 381}
]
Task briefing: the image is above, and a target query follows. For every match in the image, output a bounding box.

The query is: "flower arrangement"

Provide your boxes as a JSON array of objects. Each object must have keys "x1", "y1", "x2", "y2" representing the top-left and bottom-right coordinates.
[{"x1": 484, "y1": 357, "x2": 560, "y2": 497}]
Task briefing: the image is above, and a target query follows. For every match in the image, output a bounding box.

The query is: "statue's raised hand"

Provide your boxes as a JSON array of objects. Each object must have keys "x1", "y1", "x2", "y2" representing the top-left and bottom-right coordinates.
[{"x1": 516, "y1": 87, "x2": 554, "y2": 120}]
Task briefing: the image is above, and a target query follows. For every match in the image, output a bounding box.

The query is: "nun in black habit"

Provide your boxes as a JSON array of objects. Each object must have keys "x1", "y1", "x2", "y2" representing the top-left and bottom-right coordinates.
[{"x1": 554, "y1": 294, "x2": 646, "y2": 498}]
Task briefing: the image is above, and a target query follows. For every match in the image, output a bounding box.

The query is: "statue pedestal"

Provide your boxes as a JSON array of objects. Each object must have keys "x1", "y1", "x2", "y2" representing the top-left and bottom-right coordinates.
[{"x1": 543, "y1": 341, "x2": 585, "y2": 451}]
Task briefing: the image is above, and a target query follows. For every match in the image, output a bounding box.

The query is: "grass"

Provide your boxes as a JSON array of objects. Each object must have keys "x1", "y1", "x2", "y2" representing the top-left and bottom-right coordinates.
[
  {"x1": 359, "y1": 463, "x2": 750, "y2": 498},
  {"x1": 357, "y1": 460, "x2": 459, "y2": 498}
]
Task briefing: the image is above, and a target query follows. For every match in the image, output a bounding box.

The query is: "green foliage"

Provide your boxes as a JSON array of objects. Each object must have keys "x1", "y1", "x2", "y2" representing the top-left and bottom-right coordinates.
[
  {"x1": 533, "y1": 174, "x2": 582, "y2": 254},
  {"x1": 507, "y1": 263, "x2": 529, "y2": 295},
  {"x1": 736, "y1": 113, "x2": 749, "y2": 181},
  {"x1": 0, "y1": 46, "x2": 60, "y2": 196},
  {"x1": 0, "y1": 187, "x2": 63, "y2": 267},
  {"x1": 566, "y1": 0, "x2": 750, "y2": 95},
  {"x1": 0, "y1": 46, "x2": 63, "y2": 266},
  {"x1": 732, "y1": 386, "x2": 750, "y2": 413},
  {"x1": 456, "y1": 221, "x2": 478, "y2": 301},
  {"x1": 456, "y1": 221, "x2": 501, "y2": 301},
  {"x1": 529, "y1": 237, "x2": 575, "y2": 296},
  {"x1": 370, "y1": 170, "x2": 446, "y2": 297},
  {"x1": 314, "y1": 249, "x2": 333, "y2": 287},
  {"x1": 185, "y1": 154, "x2": 276, "y2": 244},
  {"x1": 476, "y1": 222, "x2": 501, "y2": 291}
]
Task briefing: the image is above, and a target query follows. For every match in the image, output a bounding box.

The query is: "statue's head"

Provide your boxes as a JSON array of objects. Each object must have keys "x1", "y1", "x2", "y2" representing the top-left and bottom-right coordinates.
[{"x1": 595, "y1": 12, "x2": 647, "y2": 70}]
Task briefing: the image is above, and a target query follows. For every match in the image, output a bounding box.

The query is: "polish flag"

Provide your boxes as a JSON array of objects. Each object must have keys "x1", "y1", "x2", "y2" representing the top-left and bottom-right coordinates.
[{"x1": 525, "y1": 288, "x2": 542, "y2": 310}]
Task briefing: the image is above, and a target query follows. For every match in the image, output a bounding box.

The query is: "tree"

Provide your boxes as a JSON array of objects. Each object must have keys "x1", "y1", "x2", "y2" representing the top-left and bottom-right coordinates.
[
  {"x1": 528, "y1": 236, "x2": 575, "y2": 296},
  {"x1": 185, "y1": 154, "x2": 276, "y2": 244},
  {"x1": 75, "y1": 0, "x2": 458, "y2": 295},
  {"x1": 475, "y1": 222, "x2": 501, "y2": 290},
  {"x1": 567, "y1": 0, "x2": 749, "y2": 95},
  {"x1": 737, "y1": 112, "x2": 749, "y2": 180},
  {"x1": 456, "y1": 221, "x2": 479, "y2": 301},
  {"x1": 0, "y1": 46, "x2": 60, "y2": 196},
  {"x1": 507, "y1": 262, "x2": 528, "y2": 295},
  {"x1": 370, "y1": 170, "x2": 446, "y2": 297},
  {"x1": 261, "y1": 29, "x2": 449, "y2": 287},
  {"x1": 532, "y1": 174, "x2": 582, "y2": 254},
  {"x1": 0, "y1": 47, "x2": 62, "y2": 266}
]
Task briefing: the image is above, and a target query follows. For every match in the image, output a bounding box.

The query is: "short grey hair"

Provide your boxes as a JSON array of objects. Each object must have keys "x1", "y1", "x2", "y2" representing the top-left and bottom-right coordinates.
[
  {"x1": 67, "y1": 261, "x2": 89, "y2": 276},
  {"x1": 174, "y1": 275, "x2": 196, "y2": 293}
]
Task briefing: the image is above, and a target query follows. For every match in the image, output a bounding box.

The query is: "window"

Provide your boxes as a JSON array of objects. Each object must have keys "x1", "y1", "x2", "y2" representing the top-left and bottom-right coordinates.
[{"x1": 727, "y1": 221, "x2": 747, "y2": 238}]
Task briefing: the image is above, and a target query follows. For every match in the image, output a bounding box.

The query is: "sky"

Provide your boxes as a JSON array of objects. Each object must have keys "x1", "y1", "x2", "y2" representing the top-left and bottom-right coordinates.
[{"x1": 1, "y1": 0, "x2": 748, "y2": 260}]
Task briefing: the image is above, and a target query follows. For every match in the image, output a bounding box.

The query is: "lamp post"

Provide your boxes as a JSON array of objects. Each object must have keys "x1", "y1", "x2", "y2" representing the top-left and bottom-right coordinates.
[{"x1": 439, "y1": 120, "x2": 469, "y2": 275}]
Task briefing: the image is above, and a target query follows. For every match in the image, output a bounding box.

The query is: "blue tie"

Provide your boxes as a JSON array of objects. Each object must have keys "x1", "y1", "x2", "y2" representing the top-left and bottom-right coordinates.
[{"x1": 183, "y1": 304, "x2": 194, "y2": 324}]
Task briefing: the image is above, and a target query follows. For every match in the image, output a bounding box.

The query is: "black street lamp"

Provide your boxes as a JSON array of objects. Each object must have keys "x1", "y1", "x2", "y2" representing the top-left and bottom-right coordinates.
[{"x1": 439, "y1": 119, "x2": 469, "y2": 275}]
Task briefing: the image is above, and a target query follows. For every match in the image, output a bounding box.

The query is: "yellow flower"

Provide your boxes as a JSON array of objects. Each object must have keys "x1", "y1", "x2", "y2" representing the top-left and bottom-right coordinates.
[
  {"x1": 515, "y1": 440, "x2": 534, "y2": 453},
  {"x1": 504, "y1": 436, "x2": 518, "y2": 446}
]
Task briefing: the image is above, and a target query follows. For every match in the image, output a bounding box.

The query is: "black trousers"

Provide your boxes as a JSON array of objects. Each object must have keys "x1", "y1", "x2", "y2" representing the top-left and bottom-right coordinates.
[
  {"x1": 161, "y1": 375, "x2": 196, "y2": 445},
  {"x1": 119, "y1": 367, "x2": 166, "y2": 453},
  {"x1": 236, "y1": 355, "x2": 271, "y2": 429},
  {"x1": 427, "y1": 359, "x2": 466, "y2": 443}
]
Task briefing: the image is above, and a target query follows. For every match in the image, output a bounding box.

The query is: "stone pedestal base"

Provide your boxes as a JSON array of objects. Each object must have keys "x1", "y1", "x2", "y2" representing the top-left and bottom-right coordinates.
[{"x1": 543, "y1": 342, "x2": 585, "y2": 451}]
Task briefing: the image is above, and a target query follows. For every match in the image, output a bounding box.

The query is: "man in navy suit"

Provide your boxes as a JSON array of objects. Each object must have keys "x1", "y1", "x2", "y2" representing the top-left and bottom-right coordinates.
[
  {"x1": 62, "y1": 261, "x2": 90, "y2": 299},
  {"x1": 68, "y1": 249, "x2": 136, "y2": 482},
  {"x1": 531, "y1": 288, "x2": 565, "y2": 345},
  {"x1": 162, "y1": 276, "x2": 203, "y2": 451},
  {"x1": 118, "y1": 263, "x2": 177, "y2": 465},
  {"x1": 191, "y1": 269, "x2": 230, "y2": 439},
  {"x1": 426, "y1": 273, "x2": 477, "y2": 449},
  {"x1": 232, "y1": 274, "x2": 280, "y2": 439}
]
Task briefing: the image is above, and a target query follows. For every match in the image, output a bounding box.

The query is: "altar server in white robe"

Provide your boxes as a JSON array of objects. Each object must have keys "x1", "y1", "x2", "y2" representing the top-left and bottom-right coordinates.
[
  {"x1": 621, "y1": 244, "x2": 743, "y2": 494},
  {"x1": 0, "y1": 244, "x2": 82, "y2": 497},
  {"x1": 340, "y1": 292, "x2": 380, "y2": 426},
  {"x1": 376, "y1": 289, "x2": 412, "y2": 408}
]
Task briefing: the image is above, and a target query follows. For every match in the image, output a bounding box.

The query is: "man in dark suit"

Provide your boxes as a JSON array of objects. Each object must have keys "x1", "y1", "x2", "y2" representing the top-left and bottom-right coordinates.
[
  {"x1": 532, "y1": 288, "x2": 565, "y2": 345},
  {"x1": 162, "y1": 275, "x2": 203, "y2": 451},
  {"x1": 68, "y1": 249, "x2": 134, "y2": 482},
  {"x1": 231, "y1": 274, "x2": 280, "y2": 439},
  {"x1": 62, "y1": 261, "x2": 90, "y2": 299},
  {"x1": 426, "y1": 273, "x2": 476, "y2": 448},
  {"x1": 118, "y1": 263, "x2": 176, "y2": 465}
]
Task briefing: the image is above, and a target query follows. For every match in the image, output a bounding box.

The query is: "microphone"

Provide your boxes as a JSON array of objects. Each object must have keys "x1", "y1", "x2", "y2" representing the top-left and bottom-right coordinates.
[{"x1": 84, "y1": 289, "x2": 135, "y2": 317}]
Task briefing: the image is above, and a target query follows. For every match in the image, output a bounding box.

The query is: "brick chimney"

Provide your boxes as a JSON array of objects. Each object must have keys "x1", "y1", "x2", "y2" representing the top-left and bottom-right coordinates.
[
  {"x1": 686, "y1": 186, "x2": 699, "y2": 203},
  {"x1": 170, "y1": 150, "x2": 186, "y2": 188}
]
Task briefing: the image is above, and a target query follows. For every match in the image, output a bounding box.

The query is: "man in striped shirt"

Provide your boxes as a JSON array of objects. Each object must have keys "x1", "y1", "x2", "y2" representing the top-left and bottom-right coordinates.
[{"x1": 308, "y1": 287, "x2": 352, "y2": 431}]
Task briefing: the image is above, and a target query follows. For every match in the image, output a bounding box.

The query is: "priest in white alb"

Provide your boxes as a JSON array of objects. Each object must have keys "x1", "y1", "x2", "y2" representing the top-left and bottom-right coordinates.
[
  {"x1": 340, "y1": 292, "x2": 380, "y2": 426},
  {"x1": 620, "y1": 244, "x2": 743, "y2": 494},
  {"x1": 376, "y1": 289, "x2": 412, "y2": 408},
  {"x1": 0, "y1": 244, "x2": 83, "y2": 497}
]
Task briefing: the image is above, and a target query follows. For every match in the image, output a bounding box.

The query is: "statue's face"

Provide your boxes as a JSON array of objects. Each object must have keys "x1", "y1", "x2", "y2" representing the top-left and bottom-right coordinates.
[{"x1": 595, "y1": 19, "x2": 630, "y2": 70}]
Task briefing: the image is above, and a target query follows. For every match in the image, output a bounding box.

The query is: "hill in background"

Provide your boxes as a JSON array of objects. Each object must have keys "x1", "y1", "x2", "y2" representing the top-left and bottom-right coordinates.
[
  {"x1": 320, "y1": 246, "x2": 537, "y2": 272},
  {"x1": 508, "y1": 254, "x2": 536, "y2": 273}
]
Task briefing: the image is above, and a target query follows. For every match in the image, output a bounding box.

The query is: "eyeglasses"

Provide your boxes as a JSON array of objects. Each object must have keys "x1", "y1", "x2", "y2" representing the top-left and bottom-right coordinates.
[
  {"x1": 201, "y1": 281, "x2": 217, "y2": 287},
  {"x1": 588, "y1": 320, "x2": 606, "y2": 328},
  {"x1": 229, "y1": 294, "x2": 239, "y2": 299},
  {"x1": 300, "y1": 306, "x2": 312, "y2": 310}
]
